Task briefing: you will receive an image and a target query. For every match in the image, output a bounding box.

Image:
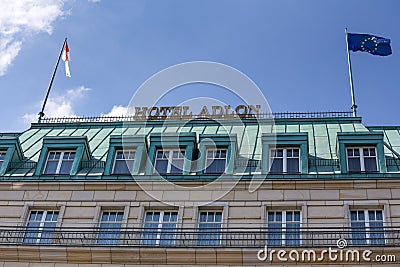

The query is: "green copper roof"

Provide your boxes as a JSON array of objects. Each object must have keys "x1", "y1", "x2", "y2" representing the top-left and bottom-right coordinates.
[{"x1": 2, "y1": 116, "x2": 400, "y2": 178}]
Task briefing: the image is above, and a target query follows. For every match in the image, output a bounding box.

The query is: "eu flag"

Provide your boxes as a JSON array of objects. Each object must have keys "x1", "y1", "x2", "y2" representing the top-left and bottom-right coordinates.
[{"x1": 347, "y1": 33, "x2": 392, "y2": 56}]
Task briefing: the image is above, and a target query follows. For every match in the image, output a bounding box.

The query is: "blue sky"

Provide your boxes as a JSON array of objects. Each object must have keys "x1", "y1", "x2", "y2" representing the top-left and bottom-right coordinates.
[{"x1": 0, "y1": 0, "x2": 399, "y2": 132}]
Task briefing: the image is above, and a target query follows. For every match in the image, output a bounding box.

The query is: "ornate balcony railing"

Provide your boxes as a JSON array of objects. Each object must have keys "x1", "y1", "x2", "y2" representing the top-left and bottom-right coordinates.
[
  {"x1": 38, "y1": 112, "x2": 354, "y2": 124},
  {"x1": 0, "y1": 225, "x2": 399, "y2": 248}
]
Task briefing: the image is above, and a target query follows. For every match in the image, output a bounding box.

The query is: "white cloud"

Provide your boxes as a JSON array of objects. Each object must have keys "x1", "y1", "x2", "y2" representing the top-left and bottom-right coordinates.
[
  {"x1": 103, "y1": 105, "x2": 129, "y2": 116},
  {"x1": 22, "y1": 86, "x2": 91, "y2": 123},
  {"x1": 88, "y1": 0, "x2": 101, "y2": 2},
  {"x1": 0, "y1": 0, "x2": 66, "y2": 75}
]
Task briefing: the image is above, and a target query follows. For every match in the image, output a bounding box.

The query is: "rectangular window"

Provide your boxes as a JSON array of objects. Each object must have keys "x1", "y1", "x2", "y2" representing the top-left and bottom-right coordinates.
[
  {"x1": 24, "y1": 210, "x2": 59, "y2": 244},
  {"x1": 142, "y1": 211, "x2": 178, "y2": 245},
  {"x1": 43, "y1": 150, "x2": 75, "y2": 175},
  {"x1": 350, "y1": 210, "x2": 385, "y2": 245},
  {"x1": 112, "y1": 150, "x2": 135, "y2": 174},
  {"x1": 154, "y1": 149, "x2": 185, "y2": 174},
  {"x1": 267, "y1": 211, "x2": 301, "y2": 246},
  {"x1": 270, "y1": 148, "x2": 300, "y2": 173},
  {"x1": 97, "y1": 211, "x2": 124, "y2": 245},
  {"x1": 347, "y1": 147, "x2": 378, "y2": 173},
  {"x1": 197, "y1": 211, "x2": 223, "y2": 246},
  {"x1": 205, "y1": 149, "x2": 227, "y2": 174},
  {"x1": 0, "y1": 150, "x2": 6, "y2": 170}
]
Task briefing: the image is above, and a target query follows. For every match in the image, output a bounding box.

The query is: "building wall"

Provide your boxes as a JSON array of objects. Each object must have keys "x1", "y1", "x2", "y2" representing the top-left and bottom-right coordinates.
[{"x1": 0, "y1": 179, "x2": 399, "y2": 265}]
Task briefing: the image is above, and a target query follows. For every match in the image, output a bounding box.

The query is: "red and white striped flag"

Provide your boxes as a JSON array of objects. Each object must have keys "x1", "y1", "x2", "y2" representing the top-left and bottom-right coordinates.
[{"x1": 61, "y1": 41, "x2": 71, "y2": 77}]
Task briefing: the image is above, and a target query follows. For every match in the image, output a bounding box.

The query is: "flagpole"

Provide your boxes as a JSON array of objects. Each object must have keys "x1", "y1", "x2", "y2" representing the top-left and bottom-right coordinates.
[
  {"x1": 345, "y1": 28, "x2": 357, "y2": 117},
  {"x1": 38, "y1": 38, "x2": 67, "y2": 123}
]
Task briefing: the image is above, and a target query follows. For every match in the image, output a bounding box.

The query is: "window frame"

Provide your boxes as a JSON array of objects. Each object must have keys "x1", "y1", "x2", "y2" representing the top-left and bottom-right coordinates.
[
  {"x1": 153, "y1": 149, "x2": 186, "y2": 175},
  {"x1": 0, "y1": 150, "x2": 6, "y2": 170},
  {"x1": 142, "y1": 210, "x2": 179, "y2": 246},
  {"x1": 269, "y1": 147, "x2": 300, "y2": 174},
  {"x1": 346, "y1": 146, "x2": 378, "y2": 173},
  {"x1": 262, "y1": 133, "x2": 308, "y2": 175},
  {"x1": 97, "y1": 210, "x2": 124, "y2": 245},
  {"x1": 145, "y1": 133, "x2": 196, "y2": 175},
  {"x1": 43, "y1": 150, "x2": 76, "y2": 175},
  {"x1": 204, "y1": 148, "x2": 228, "y2": 174},
  {"x1": 350, "y1": 209, "x2": 385, "y2": 245},
  {"x1": 266, "y1": 210, "x2": 302, "y2": 246},
  {"x1": 197, "y1": 210, "x2": 223, "y2": 246},
  {"x1": 198, "y1": 134, "x2": 237, "y2": 175},
  {"x1": 337, "y1": 132, "x2": 386, "y2": 174},
  {"x1": 34, "y1": 136, "x2": 91, "y2": 176},
  {"x1": 112, "y1": 149, "x2": 136, "y2": 175},
  {"x1": 24, "y1": 210, "x2": 59, "y2": 244}
]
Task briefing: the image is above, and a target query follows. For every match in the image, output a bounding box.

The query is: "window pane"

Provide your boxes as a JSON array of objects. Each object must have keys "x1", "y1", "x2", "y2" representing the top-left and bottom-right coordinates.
[
  {"x1": 170, "y1": 159, "x2": 184, "y2": 174},
  {"x1": 348, "y1": 158, "x2": 361, "y2": 172},
  {"x1": 155, "y1": 159, "x2": 168, "y2": 174},
  {"x1": 270, "y1": 158, "x2": 283, "y2": 173},
  {"x1": 44, "y1": 161, "x2": 58, "y2": 174},
  {"x1": 350, "y1": 211, "x2": 366, "y2": 245},
  {"x1": 59, "y1": 161, "x2": 73, "y2": 175},
  {"x1": 0, "y1": 151, "x2": 6, "y2": 161},
  {"x1": 286, "y1": 222, "x2": 301, "y2": 246},
  {"x1": 113, "y1": 160, "x2": 131, "y2": 174},
  {"x1": 369, "y1": 148, "x2": 376, "y2": 156},
  {"x1": 276, "y1": 212, "x2": 282, "y2": 221},
  {"x1": 205, "y1": 159, "x2": 226, "y2": 174},
  {"x1": 160, "y1": 212, "x2": 178, "y2": 246},
  {"x1": 364, "y1": 158, "x2": 377, "y2": 172},
  {"x1": 376, "y1": 210, "x2": 383, "y2": 220},
  {"x1": 198, "y1": 211, "x2": 222, "y2": 246},
  {"x1": 267, "y1": 222, "x2": 282, "y2": 246},
  {"x1": 97, "y1": 211, "x2": 123, "y2": 245},
  {"x1": 24, "y1": 222, "x2": 41, "y2": 244},
  {"x1": 287, "y1": 158, "x2": 299, "y2": 173},
  {"x1": 350, "y1": 211, "x2": 357, "y2": 221}
]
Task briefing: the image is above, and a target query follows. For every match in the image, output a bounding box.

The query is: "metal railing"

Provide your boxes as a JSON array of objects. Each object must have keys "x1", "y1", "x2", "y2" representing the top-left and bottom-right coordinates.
[
  {"x1": 38, "y1": 112, "x2": 354, "y2": 124},
  {"x1": 9, "y1": 161, "x2": 37, "y2": 169},
  {"x1": 0, "y1": 225, "x2": 399, "y2": 247},
  {"x1": 387, "y1": 158, "x2": 400, "y2": 167},
  {"x1": 309, "y1": 158, "x2": 340, "y2": 168},
  {"x1": 80, "y1": 160, "x2": 105, "y2": 169}
]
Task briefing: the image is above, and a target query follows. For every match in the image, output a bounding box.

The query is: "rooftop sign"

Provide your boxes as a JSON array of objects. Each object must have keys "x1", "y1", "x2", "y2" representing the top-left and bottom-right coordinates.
[{"x1": 132, "y1": 105, "x2": 262, "y2": 120}]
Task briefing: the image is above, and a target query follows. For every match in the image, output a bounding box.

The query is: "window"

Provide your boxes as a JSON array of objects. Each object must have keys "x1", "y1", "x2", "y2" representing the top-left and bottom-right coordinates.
[
  {"x1": 205, "y1": 149, "x2": 227, "y2": 174},
  {"x1": 97, "y1": 211, "x2": 124, "y2": 245},
  {"x1": 350, "y1": 210, "x2": 385, "y2": 245},
  {"x1": 142, "y1": 211, "x2": 178, "y2": 245},
  {"x1": 347, "y1": 147, "x2": 378, "y2": 173},
  {"x1": 154, "y1": 149, "x2": 185, "y2": 174},
  {"x1": 267, "y1": 211, "x2": 301, "y2": 246},
  {"x1": 270, "y1": 148, "x2": 300, "y2": 173},
  {"x1": 0, "y1": 150, "x2": 6, "y2": 170},
  {"x1": 112, "y1": 150, "x2": 135, "y2": 174},
  {"x1": 197, "y1": 211, "x2": 222, "y2": 246},
  {"x1": 43, "y1": 151, "x2": 76, "y2": 175},
  {"x1": 24, "y1": 210, "x2": 59, "y2": 244}
]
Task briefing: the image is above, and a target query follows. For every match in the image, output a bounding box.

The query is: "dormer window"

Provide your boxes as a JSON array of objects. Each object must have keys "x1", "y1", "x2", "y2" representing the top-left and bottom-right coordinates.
[
  {"x1": 43, "y1": 151, "x2": 76, "y2": 175},
  {"x1": 270, "y1": 147, "x2": 300, "y2": 174},
  {"x1": 112, "y1": 150, "x2": 135, "y2": 174},
  {"x1": 205, "y1": 148, "x2": 227, "y2": 174},
  {"x1": 0, "y1": 150, "x2": 6, "y2": 170},
  {"x1": 154, "y1": 149, "x2": 185, "y2": 175},
  {"x1": 347, "y1": 147, "x2": 378, "y2": 173}
]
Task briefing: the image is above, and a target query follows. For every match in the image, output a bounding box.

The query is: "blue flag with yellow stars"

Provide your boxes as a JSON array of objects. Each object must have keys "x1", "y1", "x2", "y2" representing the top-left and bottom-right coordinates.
[{"x1": 348, "y1": 33, "x2": 392, "y2": 56}]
